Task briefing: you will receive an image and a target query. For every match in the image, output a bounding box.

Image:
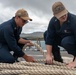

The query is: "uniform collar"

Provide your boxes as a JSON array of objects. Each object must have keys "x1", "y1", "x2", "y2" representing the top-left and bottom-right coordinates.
[
  {"x1": 11, "y1": 17, "x2": 17, "y2": 30},
  {"x1": 65, "y1": 13, "x2": 71, "y2": 24}
]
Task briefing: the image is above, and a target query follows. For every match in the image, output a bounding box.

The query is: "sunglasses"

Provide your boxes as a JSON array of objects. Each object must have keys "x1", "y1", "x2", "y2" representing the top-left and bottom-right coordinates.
[
  {"x1": 18, "y1": 16, "x2": 28, "y2": 24},
  {"x1": 22, "y1": 19, "x2": 28, "y2": 24}
]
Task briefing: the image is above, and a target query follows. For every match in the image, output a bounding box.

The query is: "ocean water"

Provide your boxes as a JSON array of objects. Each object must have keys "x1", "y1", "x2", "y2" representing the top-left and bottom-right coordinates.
[
  {"x1": 32, "y1": 40, "x2": 46, "y2": 50},
  {"x1": 32, "y1": 40, "x2": 65, "y2": 51}
]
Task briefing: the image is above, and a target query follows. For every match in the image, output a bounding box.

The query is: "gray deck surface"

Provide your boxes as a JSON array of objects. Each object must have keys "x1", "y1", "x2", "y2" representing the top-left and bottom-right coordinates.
[{"x1": 18, "y1": 49, "x2": 73, "y2": 63}]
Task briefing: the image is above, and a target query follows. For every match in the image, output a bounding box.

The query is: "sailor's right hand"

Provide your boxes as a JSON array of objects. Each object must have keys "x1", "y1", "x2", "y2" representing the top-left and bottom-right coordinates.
[
  {"x1": 26, "y1": 40, "x2": 34, "y2": 46},
  {"x1": 46, "y1": 54, "x2": 53, "y2": 65},
  {"x1": 23, "y1": 54, "x2": 35, "y2": 62}
]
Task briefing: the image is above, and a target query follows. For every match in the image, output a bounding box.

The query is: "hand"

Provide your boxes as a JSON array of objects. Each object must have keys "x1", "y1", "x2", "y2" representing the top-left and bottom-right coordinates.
[
  {"x1": 26, "y1": 41, "x2": 34, "y2": 46},
  {"x1": 26, "y1": 43, "x2": 33, "y2": 46},
  {"x1": 23, "y1": 54, "x2": 35, "y2": 62},
  {"x1": 66, "y1": 57, "x2": 76, "y2": 68},
  {"x1": 46, "y1": 54, "x2": 53, "y2": 65},
  {"x1": 29, "y1": 41, "x2": 34, "y2": 46}
]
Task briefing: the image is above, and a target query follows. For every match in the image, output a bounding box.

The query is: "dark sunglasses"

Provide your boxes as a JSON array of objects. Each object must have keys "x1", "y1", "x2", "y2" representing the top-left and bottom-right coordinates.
[
  {"x1": 22, "y1": 19, "x2": 28, "y2": 23},
  {"x1": 18, "y1": 16, "x2": 28, "y2": 23}
]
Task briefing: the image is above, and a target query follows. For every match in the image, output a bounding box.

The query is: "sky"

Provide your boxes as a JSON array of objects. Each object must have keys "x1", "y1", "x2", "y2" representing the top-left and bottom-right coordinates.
[{"x1": 0, "y1": 0, "x2": 76, "y2": 33}]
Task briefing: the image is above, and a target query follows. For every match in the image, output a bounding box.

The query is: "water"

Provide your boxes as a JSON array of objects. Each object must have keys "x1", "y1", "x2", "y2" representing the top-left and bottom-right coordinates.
[
  {"x1": 32, "y1": 40, "x2": 65, "y2": 51},
  {"x1": 32, "y1": 40, "x2": 46, "y2": 50}
]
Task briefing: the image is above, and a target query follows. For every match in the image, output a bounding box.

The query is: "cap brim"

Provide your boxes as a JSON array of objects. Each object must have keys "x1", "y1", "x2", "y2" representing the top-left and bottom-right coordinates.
[
  {"x1": 54, "y1": 9, "x2": 68, "y2": 19},
  {"x1": 21, "y1": 17, "x2": 32, "y2": 21}
]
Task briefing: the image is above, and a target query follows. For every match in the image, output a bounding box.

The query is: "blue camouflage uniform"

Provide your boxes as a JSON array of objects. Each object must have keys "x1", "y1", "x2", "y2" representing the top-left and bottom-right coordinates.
[
  {"x1": 0, "y1": 17, "x2": 25, "y2": 63},
  {"x1": 44, "y1": 13, "x2": 76, "y2": 62}
]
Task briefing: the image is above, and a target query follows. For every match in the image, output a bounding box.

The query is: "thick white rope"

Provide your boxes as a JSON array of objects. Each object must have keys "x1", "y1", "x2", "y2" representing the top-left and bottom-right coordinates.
[
  {"x1": 0, "y1": 43, "x2": 75, "y2": 75},
  {"x1": 0, "y1": 69, "x2": 76, "y2": 75}
]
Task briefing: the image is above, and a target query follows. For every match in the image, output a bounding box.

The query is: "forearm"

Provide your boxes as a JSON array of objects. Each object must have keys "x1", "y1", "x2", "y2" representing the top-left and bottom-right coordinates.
[{"x1": 46, "y1": 45, "x2": 52, "y2": 56}]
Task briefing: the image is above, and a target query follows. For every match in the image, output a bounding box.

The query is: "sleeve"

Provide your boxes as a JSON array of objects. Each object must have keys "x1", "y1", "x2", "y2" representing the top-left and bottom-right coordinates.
[
  {"x1": 3, "y1": 26, "x2": 25, "y2": 57},
  {"x1": 45, "y1": 18, "x2": 55, "y2": 45}
]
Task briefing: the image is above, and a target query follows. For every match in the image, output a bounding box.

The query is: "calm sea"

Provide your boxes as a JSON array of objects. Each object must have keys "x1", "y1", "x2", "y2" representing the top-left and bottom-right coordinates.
[{"x1": 32, "y1": 40, "x2": 65, "y2": 50}]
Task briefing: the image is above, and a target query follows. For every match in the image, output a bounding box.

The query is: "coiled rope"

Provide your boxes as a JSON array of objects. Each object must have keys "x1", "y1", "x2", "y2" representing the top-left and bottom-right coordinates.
[{"x1": 0, "y1": 43, "x2": 76, "y2": 75}]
